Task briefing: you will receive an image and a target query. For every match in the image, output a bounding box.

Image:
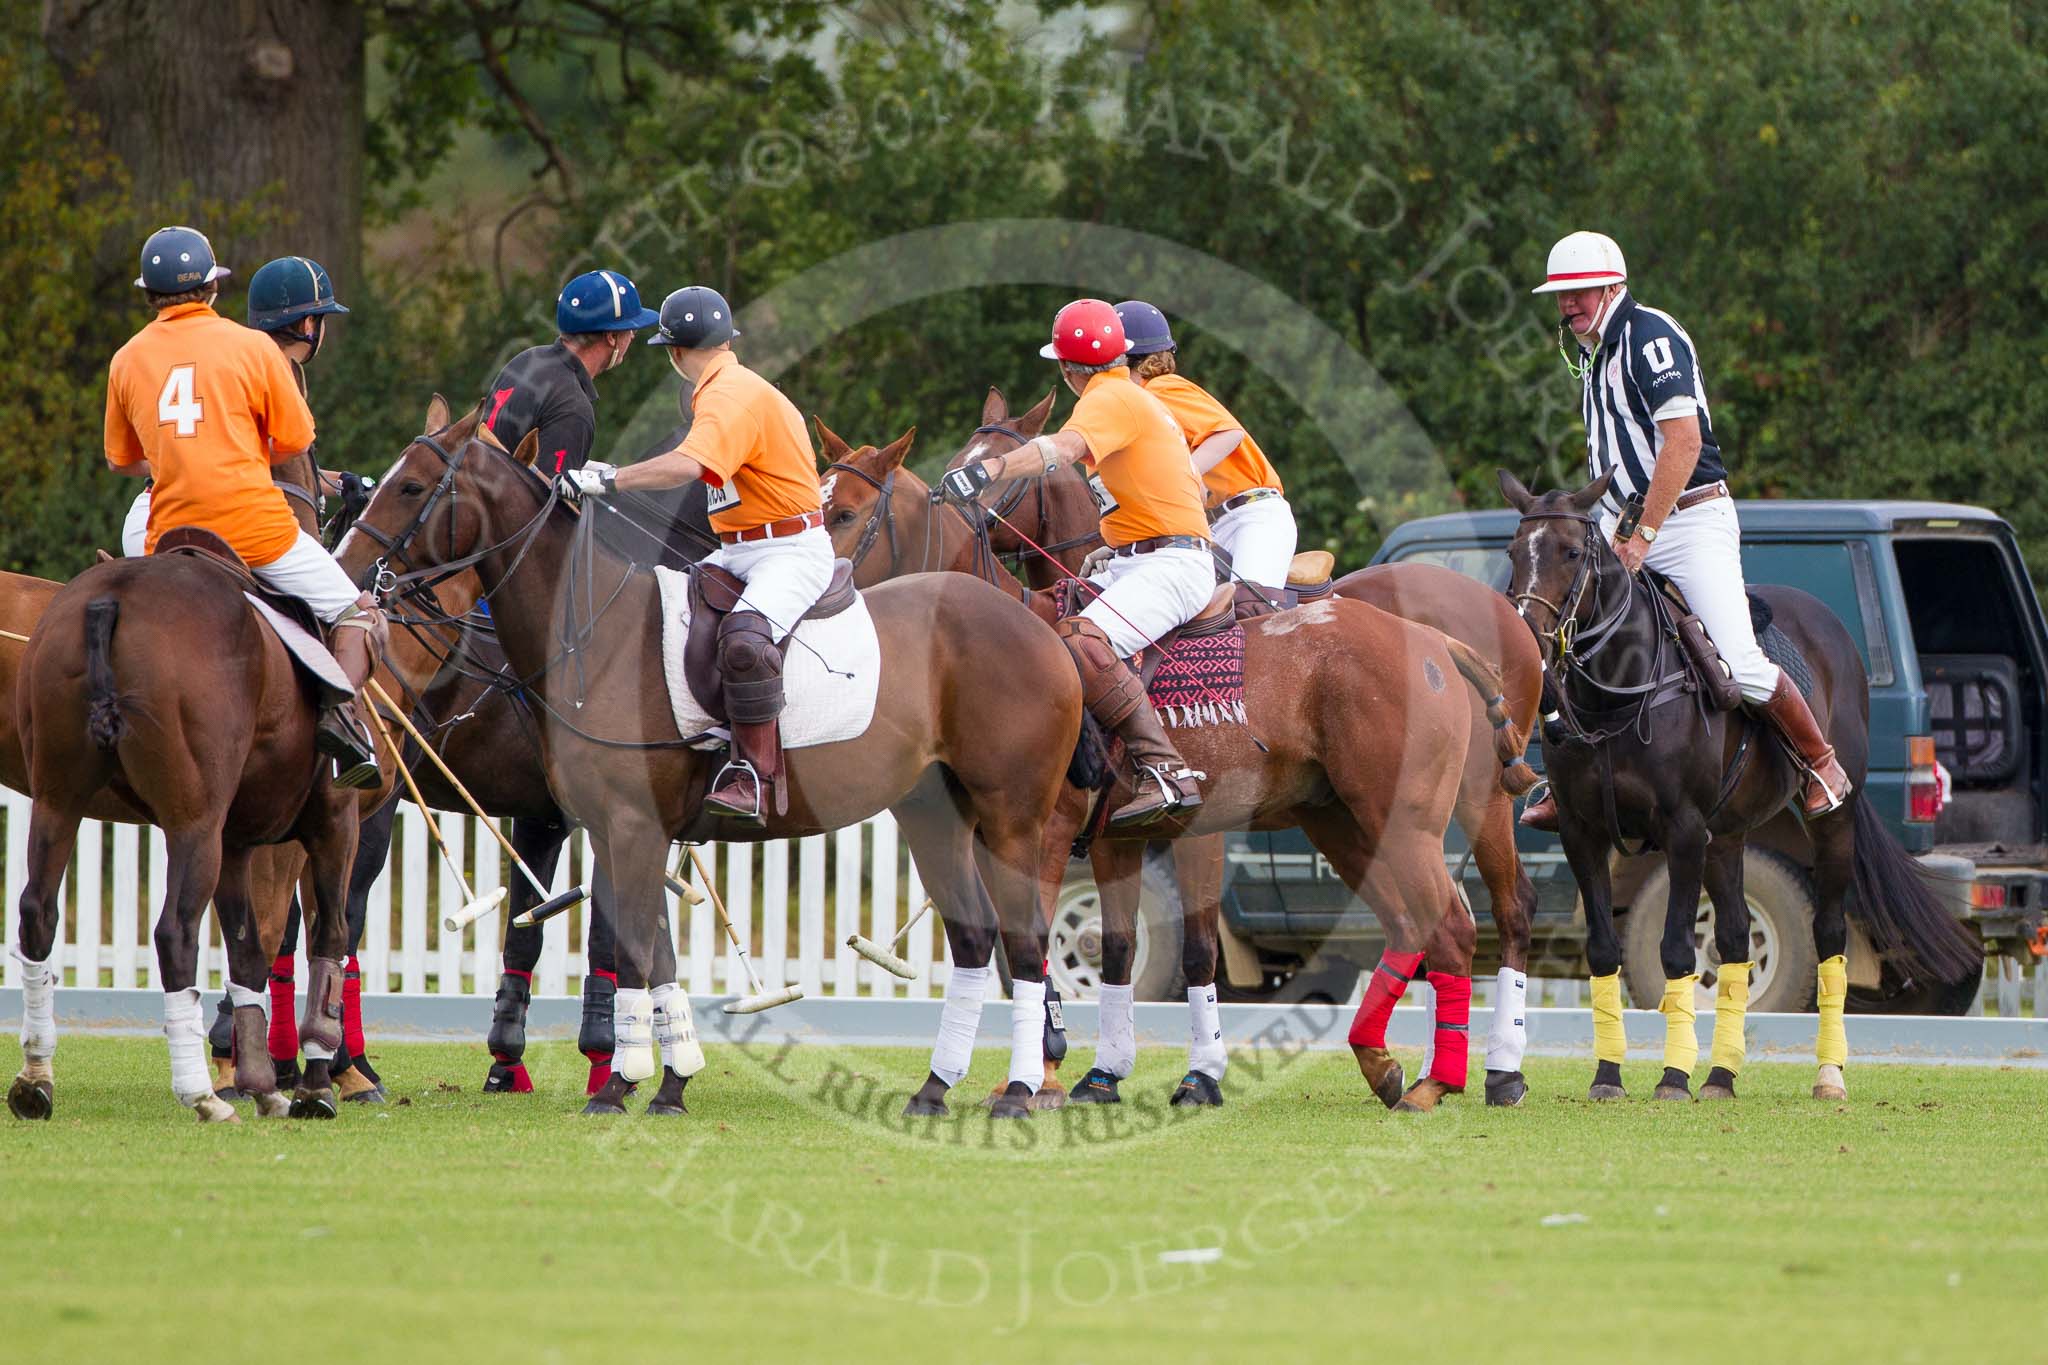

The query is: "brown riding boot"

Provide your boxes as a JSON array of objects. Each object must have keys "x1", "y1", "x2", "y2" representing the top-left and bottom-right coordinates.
[
  {"x1": 320, "y1": 608, "x2": 383, "y2": 789},
  {"x1": 705, "y1": 719, "x2": 781, "y2": 826},
  {"x1": 1054, "y1": 618, "x2": 1204, "y2": 829},
  {"x1": 1757, "y1": 672, "x2": 1851, "y2": 815},
  {"x1": 1518, "y1": 789, "x2": 1560, "y2": 832}
]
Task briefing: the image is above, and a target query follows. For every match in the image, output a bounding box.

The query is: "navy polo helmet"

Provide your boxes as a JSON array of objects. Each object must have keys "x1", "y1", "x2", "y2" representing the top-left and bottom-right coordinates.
[
  {"x1": 246, "y1": 256, "x2": 350, "y2": 332},
  {"x1": 135, "y1": 225, "x2": 231, "y2": 293},
  {"x1": 1114, "y1": 300, "x2": 1175, "y2": 356},
  {"x1": 647, "y1": 286, "x2": 740, "y2": 350},
  {"x1": 556, "y1": 269, "x2": 661, "y2": 334}
]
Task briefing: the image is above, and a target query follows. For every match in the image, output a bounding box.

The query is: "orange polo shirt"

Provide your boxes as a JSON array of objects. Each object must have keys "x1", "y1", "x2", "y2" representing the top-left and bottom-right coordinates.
[
  {"x1": 1141, "y1": 372, "x2": 1284, "y2": 509},
  {"x1": 104, "y1": 301, "x2": 315, "y2": 565},
  {"x1": 1060, "y1": 367, "x2": 1210, "y2": 547},
  {"x1": 676, "y1": 349, "x2": 821, "y2": 534}
]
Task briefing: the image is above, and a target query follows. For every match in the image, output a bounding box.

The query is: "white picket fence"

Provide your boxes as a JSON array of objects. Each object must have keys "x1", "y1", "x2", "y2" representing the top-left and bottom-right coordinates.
[{"x1": 0, "y1": 789, "x2": 950, "y2": 1000}]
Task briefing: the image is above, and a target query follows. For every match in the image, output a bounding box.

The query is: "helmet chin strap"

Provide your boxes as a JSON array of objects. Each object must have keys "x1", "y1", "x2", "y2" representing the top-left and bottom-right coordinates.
[{"x1": 1557, "y1": 284, "x2": 1622, "y2": 377}]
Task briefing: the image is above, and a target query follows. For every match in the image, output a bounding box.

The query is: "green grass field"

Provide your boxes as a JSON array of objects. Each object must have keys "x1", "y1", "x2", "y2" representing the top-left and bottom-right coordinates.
[{"x1": 2, "y1": 1038, "x2": 2041, "y2": 1365}]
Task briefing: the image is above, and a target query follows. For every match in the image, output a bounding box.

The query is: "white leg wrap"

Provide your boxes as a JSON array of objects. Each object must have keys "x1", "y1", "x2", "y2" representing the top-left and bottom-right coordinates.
[
  {"x1": 164, "y1": 988, "x2": 210, "y2": 1106},
  {"x1": 1008, "y1": 978, "x2": 1046, "y2": 1093},
  {"x1": 302, "y1": 1041, "x2": 335, "y2": 1062},
  {"x1": 1486, "y1": 967, "x2": 1529, "y2": 1073},
  {"x1": 226, "y1": 982, "x2": 268, "y2": 1015},
  {"x1": 1185, "y1": 983, "x2": 1226, "y2": 1080},
  {"x1": 1096, "y1": 982, "x2": 1137, "y2": 1079},
  {"x1": 613, "y1": 987, "x2": 656, "y2": 1083},
  {"x1": 13, "y1": 948, "x2": 57, "y2": 1064},
  {"x1": 651, "y1": 982, "x2": 705, "y2": 1078},
  {"x1": 1415, "y1": 977, "x2": 1437, "y2": 1078},
  {"x1": 930, "y1": 964, "x2": 989, "y2": 1087}
]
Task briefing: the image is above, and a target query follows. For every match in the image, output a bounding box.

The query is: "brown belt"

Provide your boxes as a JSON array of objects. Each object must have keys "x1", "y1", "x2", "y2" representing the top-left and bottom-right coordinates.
[
  {"x1": 719, "y1": 510, "x2": 824, "y2": 545},
  {"x1": 1111, "y1": 534, "x2": 1209, "y2": 558},
  {"x1": 1207, "y1": 487, "x2": 1283, "y2": 522},
  {"x1": 1674, "y1": 481, "x2": 1729, "y2": 512}
]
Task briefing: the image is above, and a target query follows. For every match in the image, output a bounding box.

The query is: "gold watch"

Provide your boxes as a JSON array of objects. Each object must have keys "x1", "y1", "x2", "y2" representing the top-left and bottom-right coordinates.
[{"x1": 1638, "y1": 523, "x2": 1659, "y2": 544}]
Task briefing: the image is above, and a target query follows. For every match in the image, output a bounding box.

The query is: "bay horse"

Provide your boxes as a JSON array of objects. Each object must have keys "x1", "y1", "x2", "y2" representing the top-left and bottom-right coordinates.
[
  {"x1": 1499, "y1": 470, "x2": 1982, "y2": 1101},
  {"x1": 11, "y1": 503, "x2": 365, "y2": 1123},
  {"x1": 949, "y1": 389, "x2": 1547, "y2": 1103},
  {"x1": 336, "y1": 409, "x2": 1092, "y2": 1119},
  {"x1": 819, "y1": 425, "x2": 1498, "y2": 1113}
]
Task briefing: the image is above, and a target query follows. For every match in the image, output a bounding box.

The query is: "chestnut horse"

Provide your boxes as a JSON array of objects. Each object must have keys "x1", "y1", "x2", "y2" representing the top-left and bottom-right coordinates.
[
  {"x1": 337, "y1": 410, "x2": 1091, "y2": 1119},
  {"x1": 946, "y1": 389, "x2": 1545, "y2": 1105},
  {"x1": 820, "y1": 425, "x2": 1495, "y2": 1113}
]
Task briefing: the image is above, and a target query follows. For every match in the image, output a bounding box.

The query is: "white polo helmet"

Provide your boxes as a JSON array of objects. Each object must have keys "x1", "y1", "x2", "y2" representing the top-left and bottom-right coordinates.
[{"x1": 1531, "y1": 230, "x2": 1627, "y2": 294}]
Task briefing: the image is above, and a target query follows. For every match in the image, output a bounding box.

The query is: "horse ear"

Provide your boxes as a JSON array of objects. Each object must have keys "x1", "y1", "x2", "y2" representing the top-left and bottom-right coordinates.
[
  {"x1": 1017, "y1": 387, "x2": 1058, "y2": 436},
  {"x1": 512, "y1": 428, "x2": 541, "y2": 469},
  {"x1": 813, "y1": 416, "x2": 853, "y2": 464},
  {"x1": 1571, "y1": 469, "x2": 1615, "y2": 512},
  {"x1": 980, "y1": 387, "x2": 1008, "y2": 425},
  {"x1": 1496, "y1": 468, "x2": 1535, "y2": 513},
  {"x1": 877, "y1": 426, "x2": 917, "y2": 473},
  {"x1": 425, "y1": 392, "x2": 452, "y2": 434}
]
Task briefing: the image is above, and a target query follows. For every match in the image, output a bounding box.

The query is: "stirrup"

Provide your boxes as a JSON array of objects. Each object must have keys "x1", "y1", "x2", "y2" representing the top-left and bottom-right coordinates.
[
  {"x1": 1108, "y1": 763, "x2": 1205, "y2": 829},
  {"x1": 703, "y1": 758, "x2": 765, "y2": 825},
  {"x1": 317, "y1": 710, "x2": 380, "y2": 790}
]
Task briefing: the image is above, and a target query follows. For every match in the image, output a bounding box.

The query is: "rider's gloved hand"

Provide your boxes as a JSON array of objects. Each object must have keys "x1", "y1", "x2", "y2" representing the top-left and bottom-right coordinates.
[
  {"x1": 1079, "y1": 544, "x2": 1113, "y2": 577},
  {"x1": 562, "y1": 461, "x2": 618, "y2": 501},
  {"x1": 938, "y1": 459, "x2": 994, "y2": 505}
]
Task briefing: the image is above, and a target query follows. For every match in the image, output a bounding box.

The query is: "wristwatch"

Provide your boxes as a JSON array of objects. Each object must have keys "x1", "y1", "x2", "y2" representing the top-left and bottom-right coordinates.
[{"x1": 1638, "y1": 523, "x2": 1659, "y2": 544}]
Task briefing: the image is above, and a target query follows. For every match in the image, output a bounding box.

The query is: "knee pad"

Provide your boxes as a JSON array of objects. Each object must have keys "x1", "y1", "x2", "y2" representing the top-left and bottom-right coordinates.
[{"x1": 717, "y1": 613, "x2": 785, "y2": 724}]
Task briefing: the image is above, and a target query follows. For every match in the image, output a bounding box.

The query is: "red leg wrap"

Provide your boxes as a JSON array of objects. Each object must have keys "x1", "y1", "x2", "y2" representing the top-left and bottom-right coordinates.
[
  {"x1": 342, "y1": 955, "x2": 367, "y2": 1057},
  {"x1": 500, "y1": 1063, "x2": 534, "y2": 1093},
  {"x1": 1426, "y1": 970, "x2": 1472, "y2": 1089},
  {"x1": 1347, "y1": 950, "x2": 1424, "y2": 1048},
  {"x1": 586, "y1": 1059, "x2": 613, "y2": 1096},
  {"x1": 268, "y1": 954, "x2": 298, "y2": 1061}
]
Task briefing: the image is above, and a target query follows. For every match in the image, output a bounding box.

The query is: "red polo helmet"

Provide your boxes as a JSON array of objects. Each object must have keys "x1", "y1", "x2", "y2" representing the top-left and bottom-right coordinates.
[{"x1": 1039, "y1": 298, "x2": 1127, "y2": 364}]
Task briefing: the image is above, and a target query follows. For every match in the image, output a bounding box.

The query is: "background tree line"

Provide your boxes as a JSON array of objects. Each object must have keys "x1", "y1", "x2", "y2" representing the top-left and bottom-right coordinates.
[{"x1": 7, "y1": 0, "x2": 2046, "y2": 586}]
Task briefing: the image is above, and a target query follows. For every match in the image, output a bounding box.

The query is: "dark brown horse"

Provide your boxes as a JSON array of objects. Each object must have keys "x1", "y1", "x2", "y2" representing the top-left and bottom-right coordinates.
[
  {"x1": 820, "y1": 426, "x2": 1494, "y2": 1112},
  {"x1": 11, "y1": 515, "x2": 364, "y2": 1123},
  {"x1": 1500, "y1": 470, "x2": 1982, "y2": 1102},
  {"x1": 337, "y1": 409, "x2": 1093, "y2": 1118}
]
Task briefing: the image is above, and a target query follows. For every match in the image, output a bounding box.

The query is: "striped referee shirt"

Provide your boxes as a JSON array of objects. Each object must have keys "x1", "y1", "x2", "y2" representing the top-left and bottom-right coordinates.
[{"x1": 1574, "y1": 290, "x2": 1726, "y2": 516}]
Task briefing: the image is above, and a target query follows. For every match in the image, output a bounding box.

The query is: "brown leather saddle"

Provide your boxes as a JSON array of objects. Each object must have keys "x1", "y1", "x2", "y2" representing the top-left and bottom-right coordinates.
[
  {"x1": 681, "y1": 558, "x2": 858, "y2": 721},
  {"x1": 151, "y1": 527, "x2": 351, "y2": 702}
]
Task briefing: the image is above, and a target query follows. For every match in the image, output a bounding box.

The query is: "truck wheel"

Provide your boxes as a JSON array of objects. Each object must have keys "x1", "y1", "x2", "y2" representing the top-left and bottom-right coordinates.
[
  {"x1": 1623, "y1": 849, "x2": 1819, "y2": 1013},
  {"x1": 1045, "y1": 854, "x2": 1185, "y2": 1002}
]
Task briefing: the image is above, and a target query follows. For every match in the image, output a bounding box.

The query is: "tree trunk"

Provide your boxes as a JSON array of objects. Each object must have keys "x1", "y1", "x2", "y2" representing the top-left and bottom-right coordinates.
[{"x1": 41, "y1": 0, "x2": 364, "y2": 301}]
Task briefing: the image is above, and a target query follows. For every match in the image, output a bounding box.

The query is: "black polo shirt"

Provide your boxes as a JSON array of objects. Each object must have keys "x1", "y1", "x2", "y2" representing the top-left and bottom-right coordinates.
[{"x1": 483, "y1": 340, "x2": 598, "y2": 475}]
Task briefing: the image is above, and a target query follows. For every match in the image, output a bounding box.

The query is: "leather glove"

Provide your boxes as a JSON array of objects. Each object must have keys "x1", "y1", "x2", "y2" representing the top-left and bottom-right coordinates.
[
  {"x1": 1079, "y1": 544, "x2": 1113, "y2": 577},
  {"x1": 938, "y1": 459, "x2": 994, "y2": 505},
  {"x1": 563, "y1": 461, "x2": 618, "y2": 501}
]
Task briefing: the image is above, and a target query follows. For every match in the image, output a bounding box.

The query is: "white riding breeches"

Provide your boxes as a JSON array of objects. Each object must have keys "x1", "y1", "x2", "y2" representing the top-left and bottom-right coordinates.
[
  {"x1": 1079, "y1": 545, "x2": 1217, "y2": 657},
  {"x1": 121, "y1": 488, "x2": 152, "y2": 558},
  {"x1": 1600, "y1": 495, "x2": 1779, "y2": 704},
  {"x1": 700, "y1": 525, "x2": 836, "y2": 636},
  {"x1": 251, "y1": 531, "x2": 366, "y2": 625},
  {"x1": 1208, "y1": 493, "x2": 1297, "y2": 591}
]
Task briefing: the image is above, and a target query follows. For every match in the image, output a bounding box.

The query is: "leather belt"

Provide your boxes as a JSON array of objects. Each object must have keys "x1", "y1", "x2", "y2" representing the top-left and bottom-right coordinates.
[
  {"x1": 1111, "y1": 534, "x2": 1209, "y2": 557},
  {"x1": 719, "y1": 510, "x2": 824, "y2": 545},
  {"x1": 1674, "y1": 481, "x2": 1729, "y2": 512},
  {"x1": 1207, "y1": 486, "x2": 1283, "y2": 522}
]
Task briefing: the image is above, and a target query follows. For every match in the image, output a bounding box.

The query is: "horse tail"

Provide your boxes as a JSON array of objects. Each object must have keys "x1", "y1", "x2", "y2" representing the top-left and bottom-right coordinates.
[
  {"x1": 1066, "y1": 711, "x2": 1112, "y2": 791},
  {"x1": 83, "y1": 597, "x2": 124, "y2": 751},
  {"x1": 1443, "y1": 636, "x2": 1538, "y2": 795},
  {"x1": 1847, "y1": 796, "x2": 1984, "y2": 989}
]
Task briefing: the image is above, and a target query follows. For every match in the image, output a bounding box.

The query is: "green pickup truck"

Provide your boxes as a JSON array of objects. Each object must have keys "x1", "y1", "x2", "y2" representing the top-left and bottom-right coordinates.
[{"x1": 1046, "y1": 500, "x2": 2046, "y2": 1015}]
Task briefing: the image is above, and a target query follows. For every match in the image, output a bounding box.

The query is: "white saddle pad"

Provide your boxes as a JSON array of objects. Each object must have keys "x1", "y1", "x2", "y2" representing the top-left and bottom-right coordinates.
[{"x1": 653, "y1": 567, "x2": 881, "y2": 749}]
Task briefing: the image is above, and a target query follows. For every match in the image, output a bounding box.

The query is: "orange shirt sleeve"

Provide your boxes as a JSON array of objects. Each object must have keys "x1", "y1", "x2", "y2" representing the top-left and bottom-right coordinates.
[
  {"x1": 678, "y1": 388, "x2": 759, "y2": 487},
  {"x1": 103, "y1": 355, "x2": 145, "y2": 467},
  {"x1": 1061, "y1": 382, "x2": 1140, "y2": 469},
  {"x1": 257, "y1": 341, "x2": 316, "y2": 462},
  {"x1": 1151, "y1": 375, "x2": 1235, "y2": 446}
]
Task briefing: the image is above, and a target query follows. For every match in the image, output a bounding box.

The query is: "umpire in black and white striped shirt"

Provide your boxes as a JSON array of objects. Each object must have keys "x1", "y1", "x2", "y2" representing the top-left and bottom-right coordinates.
[{"x1": 1520, "y1": 231, "x2": 1850, "y2": 826}]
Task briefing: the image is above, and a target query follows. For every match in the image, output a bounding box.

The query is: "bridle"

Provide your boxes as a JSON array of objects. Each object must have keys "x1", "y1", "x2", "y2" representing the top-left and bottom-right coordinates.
[
  {"x1": 353, "y1": 431, "x2": 561, "y2": 609},
  {"x1": 822, "y1": 460, "x2": 901, "y2": 572}
]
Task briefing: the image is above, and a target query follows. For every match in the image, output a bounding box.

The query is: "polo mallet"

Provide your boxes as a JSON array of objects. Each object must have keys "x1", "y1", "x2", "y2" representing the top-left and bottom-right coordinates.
[
  {"x1": 0, "y1": 628, "x2": 29, "y2": 644},
  {"x1": 362, "y1": 702, "x2": 508, "y2": 932},
  {"x1": 847, "y1": 898, "x2": 933, "y2": 981},
  {"x1": 664, "y1": 844, "x2": 707, "y2": 908},
  {"x1": 365, "y1": 677, "x2": 586, "y2": 926},
  {"x1": 683, "y1": 848, "x2": 802, "y2": 1014}
]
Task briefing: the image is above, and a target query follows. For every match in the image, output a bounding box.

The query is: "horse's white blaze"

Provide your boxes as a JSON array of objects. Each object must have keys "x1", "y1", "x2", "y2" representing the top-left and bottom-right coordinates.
[{"x1": 820, "y1": 472, "x2": 839, "y2": 506}]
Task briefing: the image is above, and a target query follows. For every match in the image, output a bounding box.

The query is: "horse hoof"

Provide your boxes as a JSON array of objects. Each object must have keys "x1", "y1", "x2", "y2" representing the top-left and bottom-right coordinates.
[
  {"x1": 1394, "y1": 1079, "x2": 1457, "y2": 1114},
  {"x1": 7, "y1": 1076, "x2": 53, "y2": 1121},
  {"x1": 1652, "y1": 1084, "x2": 1692, "y2": 1102},
  {"x1": 1170, "y1": 1071, "x2": 1224, "y2": 1108},
  {"x1": 288, "y1": 1089, "x2": 338, "y2": 1120},
  {"x1": 1699, "y1": 1084, "x2": 1735, "y2": 1101},
  {"x1": 1029, "y1": 1082, "x2": 1068, "y2": 1113},
  {"x1": 213, "y1": 1084, "x2": 247, "y2": 1102},
  {"x1": 987, "y1": 1082, "x2": 1035, "y2": 1119},
  {"x1": 251, "y1": 1090, "x2": 292, "y2": 1119},
  {"x1": 1587, "y1": 1084, "x2": 1627, "y2": 1102},
  {"x1": 1813, "y1": 1064, "x2": 1847, "y2": 1101},
  {"x1": 1068, "y1": 1067, "x2": 1123, "y2": 1105},
  {"x1": 1484, "y1": 1070, "x2": 1527, "y2": 1107},
  {"x1": 341, "y1": 1084, "x2": 388, "y2": 1104},
  {"x1": 902, "y1": 1094, "x2": 950, "y2": 1118},
  {"x1": 645, "y1": 1099, "x2": 687, "y2": 1117},
  {"x1": 193, "y1": 1094, "x2": 241, "y2": 1124},
  {"x1": 581, "y1": 1097, "x2": 629, "y2": 1116}
]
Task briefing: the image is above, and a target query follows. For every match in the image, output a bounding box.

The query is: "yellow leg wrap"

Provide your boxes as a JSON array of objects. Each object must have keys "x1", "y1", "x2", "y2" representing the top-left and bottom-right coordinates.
[
  {"x1": 1710, "y1": 963, "x2": 1752, "y2": 1075},
  {"x1": 1816, "y1": 954, "x2": 1848, "y2": 1069},
  {"x1": 1590, "y1": 972, "x2": 1626, "y2": 1064},
  {"x1": 1658, "y1": 975, "x2": 1699, "y2": 1075}
]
